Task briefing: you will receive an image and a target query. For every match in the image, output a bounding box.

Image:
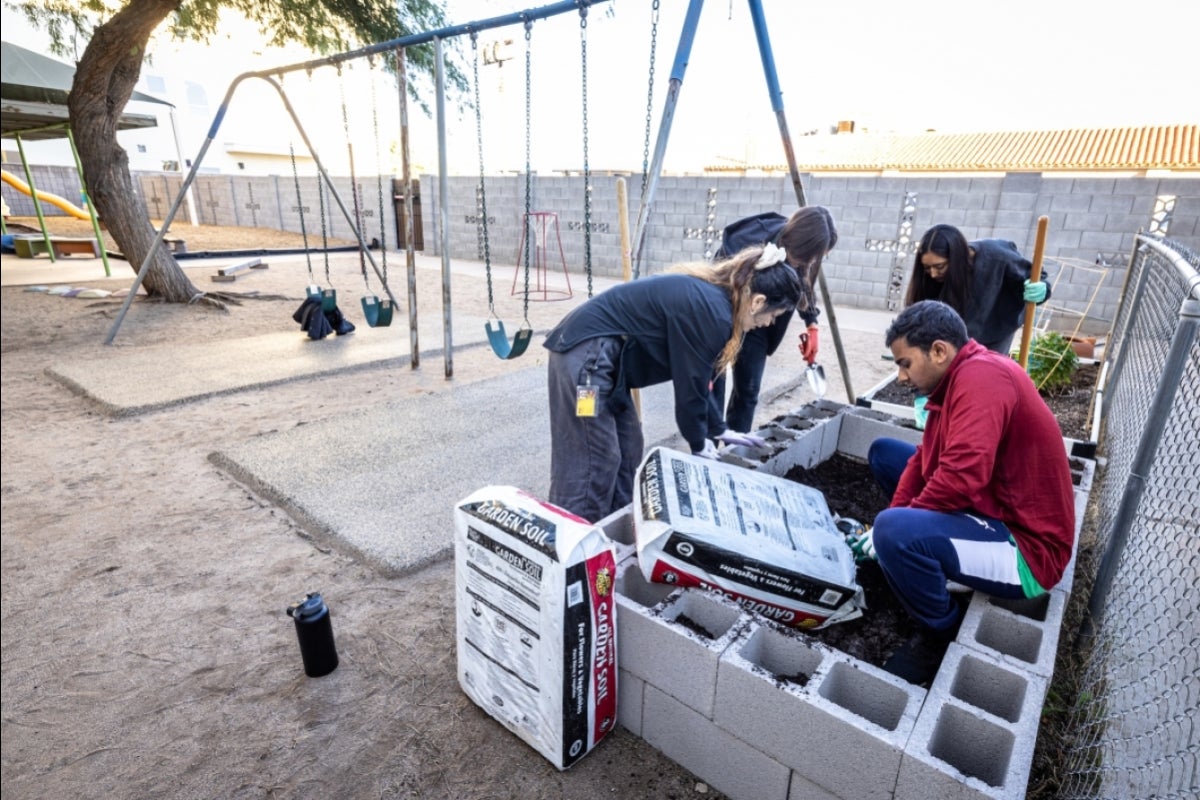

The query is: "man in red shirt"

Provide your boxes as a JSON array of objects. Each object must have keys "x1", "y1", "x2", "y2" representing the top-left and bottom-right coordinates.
[{"x1": 857, "y1": 300, "x2": 1076, "y2": 684}]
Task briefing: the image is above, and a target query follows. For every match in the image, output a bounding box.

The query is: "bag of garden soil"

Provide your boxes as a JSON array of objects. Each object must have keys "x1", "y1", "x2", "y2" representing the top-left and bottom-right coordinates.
[
  {"x1": 633, "y1": 447, "x2": 863, "y2": 629},
  {"x1": 454, "y1": 486, "x2": 618, "y2": 770}
]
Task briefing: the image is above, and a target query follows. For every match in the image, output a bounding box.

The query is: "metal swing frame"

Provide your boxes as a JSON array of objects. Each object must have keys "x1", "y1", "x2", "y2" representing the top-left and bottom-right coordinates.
[{"x1": 630, "y1": 0, "x2": 857, "y2": 402}]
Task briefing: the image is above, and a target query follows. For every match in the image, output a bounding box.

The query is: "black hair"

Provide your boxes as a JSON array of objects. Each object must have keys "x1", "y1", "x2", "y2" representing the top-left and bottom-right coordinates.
[
  {"x1": 885, "y1": 300, "x2": 969, "y2": 351},
  {"x1": 778, "y1": 205, "x2": 838, "y2": 314},
  {"x1": 906, "y1": 224, "x2": 973, "y2": 312}
]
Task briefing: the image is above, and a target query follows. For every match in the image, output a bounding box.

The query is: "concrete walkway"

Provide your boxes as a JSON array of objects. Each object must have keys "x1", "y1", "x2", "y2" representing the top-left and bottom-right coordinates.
[{"x1": 5, "y1": 245, "x2": 901, "y2": 576}]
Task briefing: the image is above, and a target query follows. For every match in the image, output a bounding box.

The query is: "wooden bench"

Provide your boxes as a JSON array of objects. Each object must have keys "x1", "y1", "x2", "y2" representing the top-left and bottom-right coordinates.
[
  {"x1": 211, "y1": 258, "x2": 269, "y2": 282},
  {"x1": 12, "y1": 235, "x2": 103, "y2": 259},
  {"x1": 163, "y1": 237, "x2": 187, "y2": 254}
]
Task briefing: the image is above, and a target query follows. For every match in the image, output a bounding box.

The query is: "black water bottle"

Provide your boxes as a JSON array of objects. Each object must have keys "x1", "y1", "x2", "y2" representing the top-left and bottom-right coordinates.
[{"x1": 287, "y1": 592, "x2": 339, "y2": 677}]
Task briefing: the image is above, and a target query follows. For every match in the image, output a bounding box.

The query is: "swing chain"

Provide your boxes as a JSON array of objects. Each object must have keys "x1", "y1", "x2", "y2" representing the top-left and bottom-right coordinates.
[
  {"x1": 522, "y1": 19, "x2": 533, "y2": 324},
  {"x1": 641, "y1": 0, "x2": 660, "y2": 210},
  {"x1": 579, "y1": 6, "x2": 593, "y2": 299},
  {"x1": 337, "y1": 62, "x2": 370, "y2": 291},
  {"x1": 471, "y1": 31, "x2": 496, "y2": 315},
  {"x1": 289, "y1": 141, "x2": 315, "y2": 283},
  {"x1": 370, "y1": 67, "x2": 387, "y2": 287},
  {"x1": 317, "y1": 164, "x2": 331, "y2": 285}
]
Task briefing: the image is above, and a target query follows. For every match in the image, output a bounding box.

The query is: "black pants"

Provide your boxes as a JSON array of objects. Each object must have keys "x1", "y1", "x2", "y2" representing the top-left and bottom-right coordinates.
[
  {"x1": 710, "y1": 321, "x2": 781, "y2": 435},
  {"x1": 547, "y1": 337, "x2": 643, "y2": 523}
]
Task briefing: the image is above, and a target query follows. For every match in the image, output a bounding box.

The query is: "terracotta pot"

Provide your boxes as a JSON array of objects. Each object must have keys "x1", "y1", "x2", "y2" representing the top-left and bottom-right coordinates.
[{"x1": 1069, "y1": 335, "x2": 1096, "y2": 359}]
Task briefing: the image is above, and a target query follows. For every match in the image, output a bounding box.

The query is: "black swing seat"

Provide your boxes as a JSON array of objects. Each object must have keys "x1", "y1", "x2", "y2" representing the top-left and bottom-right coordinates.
[
  {"x1": 361, "y1": 295, "x2": 394, "y2": 327},
  {"x1": 486, "y1": 319, "x2": 533, "y2": 360}
]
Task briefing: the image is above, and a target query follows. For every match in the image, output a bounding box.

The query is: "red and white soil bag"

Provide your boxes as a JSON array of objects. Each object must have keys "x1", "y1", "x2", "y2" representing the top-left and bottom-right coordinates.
[
  {"x1": 634, "y1": 447, "x2": 863, "y2": 629},
  {"x1": 454, "y1": 486, "x2": 618, "y2": 770}
]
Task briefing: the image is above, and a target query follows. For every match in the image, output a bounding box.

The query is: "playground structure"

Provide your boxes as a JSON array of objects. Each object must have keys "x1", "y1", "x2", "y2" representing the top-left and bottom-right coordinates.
[
  {"x1": 0, "y1": 41, "x2": 179, "y2": 276},
  {"x1": 1, "y1": 169, "x2": 90, "y2": 219},
  {"x1": 100, "y1": 0, "x2": 857, "y2": 402}
]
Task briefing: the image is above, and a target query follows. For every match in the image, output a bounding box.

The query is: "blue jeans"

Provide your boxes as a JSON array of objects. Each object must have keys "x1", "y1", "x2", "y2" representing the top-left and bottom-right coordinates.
[{"x1": 867, "y1": 438, "x2": 1026, "y2": 631}]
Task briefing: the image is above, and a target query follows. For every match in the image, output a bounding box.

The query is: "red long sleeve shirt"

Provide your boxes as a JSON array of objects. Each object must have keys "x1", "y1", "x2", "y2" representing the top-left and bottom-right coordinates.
[{"x1": 892, "y1": 340, "x2": 1076, "y2": 589}]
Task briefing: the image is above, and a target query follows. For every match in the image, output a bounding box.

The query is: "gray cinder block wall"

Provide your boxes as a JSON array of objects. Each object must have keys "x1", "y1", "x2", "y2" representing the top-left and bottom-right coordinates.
[
  {"x1": 6, "y1": 165, "x2": 1196, "y2": 332},
  {"x1": 418, "y1": 171, "x2": 1199, "y2": 335}
]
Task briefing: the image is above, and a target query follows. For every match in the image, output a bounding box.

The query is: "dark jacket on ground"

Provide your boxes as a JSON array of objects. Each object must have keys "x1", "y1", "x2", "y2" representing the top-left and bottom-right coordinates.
[{"x1": 544, "y1": 273, "x2": 731, "y2": 453}]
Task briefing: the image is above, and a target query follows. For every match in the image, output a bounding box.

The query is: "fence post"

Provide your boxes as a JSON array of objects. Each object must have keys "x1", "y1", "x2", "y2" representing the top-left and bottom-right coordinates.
[{"x1": 1080, "y1": 294, "x2": 1199, "y2": 641}]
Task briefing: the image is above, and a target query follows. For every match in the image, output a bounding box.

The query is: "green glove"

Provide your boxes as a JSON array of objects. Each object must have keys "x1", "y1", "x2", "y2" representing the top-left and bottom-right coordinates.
[
  {"x1": 835, "y1": 517, "x2": 876, "y2": 563},
  {"x1": 847, "y1": 527, "x2": 876, "y2": 563},
  {"x1": 913, "y1": 395, "x2": 929, "y2": 430},
  {"x1": 1023, "y1": 279, "x2": 1048, "y2": 304}
]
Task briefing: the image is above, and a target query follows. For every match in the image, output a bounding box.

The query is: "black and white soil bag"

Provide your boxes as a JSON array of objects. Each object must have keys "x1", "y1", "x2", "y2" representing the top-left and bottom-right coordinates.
[
  {"x1": 454, "y1": 486, "x2": 618, "y2": 769},
  {"x1": 633, "y1": 447, "x2": 863, "y2": 629}
]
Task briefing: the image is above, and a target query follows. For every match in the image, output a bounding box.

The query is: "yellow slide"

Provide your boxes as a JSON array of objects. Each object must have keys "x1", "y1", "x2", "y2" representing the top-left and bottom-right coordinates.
[{"x1": 1, "y1": 169, "x2": 91, "y2": 220}]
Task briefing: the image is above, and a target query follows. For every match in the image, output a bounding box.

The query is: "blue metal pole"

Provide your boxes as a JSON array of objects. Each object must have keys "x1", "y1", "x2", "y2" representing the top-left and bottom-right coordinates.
[
  {"x1": 746, "y1": 0, "x2": 854, "y2": 400},
  {"x1": 631, "y1": 0, "x2": 705, "y2": 278}
]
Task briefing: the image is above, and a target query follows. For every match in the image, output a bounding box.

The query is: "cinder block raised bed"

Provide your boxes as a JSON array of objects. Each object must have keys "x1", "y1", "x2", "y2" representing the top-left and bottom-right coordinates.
[
  {"x1": 856, "y1": 369, "x2": 1102, "y2": 460},
  {"x1": 604, "y1": 400, "x2": 1091, "y2": 800}
]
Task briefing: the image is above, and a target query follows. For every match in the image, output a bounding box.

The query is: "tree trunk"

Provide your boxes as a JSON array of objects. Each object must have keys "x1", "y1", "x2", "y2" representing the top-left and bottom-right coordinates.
[{"x1": 68, "y1": 0, "x2": 201, "y2": 303}]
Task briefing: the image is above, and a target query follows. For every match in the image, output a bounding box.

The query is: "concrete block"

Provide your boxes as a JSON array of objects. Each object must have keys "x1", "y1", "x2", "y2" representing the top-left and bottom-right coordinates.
[
  {"x1": 1067, "y1": 453, "x2": 1095, "y2": 492},
  {"x1": 788, "y1": 771, "x2": 843, "y2": 800},
  {"x1": 835, "y1": 407, "x2": 922, "y2": 460},
  {"x1": 855, "y1": 374, "x2": 914, "y2": 420},
  {"x1": 756, "y1": 404, "x2": 843, "y2": 478},
  {"x1": 896, "y1": 644, "x2": 1048, "y2": 800},
  {"x1": 716, "y1": 619, "x2": 922, "y2": 800},
  {"x1": 617, "y1": 582, "x2": 750, "y2": 718},
  {"x1": 956, "y1": 590, "x2": 1066, "y2": 678},
  {"x1": 595, "y1": 505, "x2": 636, "y2": 561},
  {"x1": 642, "y1": 685, "x2": 792, "y2": 800},
  {"x1": 617, "y1": 667, "x2": 645, "y2": 736}
]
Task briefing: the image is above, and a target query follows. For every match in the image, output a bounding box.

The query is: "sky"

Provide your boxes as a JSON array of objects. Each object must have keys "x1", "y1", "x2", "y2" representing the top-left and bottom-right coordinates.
[
  {"x1": 3, "y1": 0, "x2": 1197, "y2": 176},
  {"x1": 432, "y1": 0, "x2": 1199, "y2": 173}
]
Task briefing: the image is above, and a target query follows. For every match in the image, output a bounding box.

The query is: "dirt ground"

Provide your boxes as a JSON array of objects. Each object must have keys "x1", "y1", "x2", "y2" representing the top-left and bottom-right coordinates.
[{"x1": 0, "y1": 217, "x2": 914, "y2": 800}]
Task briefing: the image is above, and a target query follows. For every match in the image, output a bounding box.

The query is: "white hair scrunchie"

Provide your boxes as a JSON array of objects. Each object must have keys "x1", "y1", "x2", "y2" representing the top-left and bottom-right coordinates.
[{"x1": 754, "y1": 242, "x2": 787, "y2": 271}]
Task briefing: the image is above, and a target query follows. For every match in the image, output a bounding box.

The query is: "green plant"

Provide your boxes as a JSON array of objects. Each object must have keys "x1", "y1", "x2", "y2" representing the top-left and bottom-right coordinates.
[{"x1": 1025, "y1": 331, "x2": 1080, "y2": 394}]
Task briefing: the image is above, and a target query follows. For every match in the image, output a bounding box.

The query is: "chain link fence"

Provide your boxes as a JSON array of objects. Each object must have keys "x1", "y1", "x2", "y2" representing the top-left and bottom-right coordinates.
[{"x1": 1056, "y1": 234, "x2": 1199, "y2": 798}]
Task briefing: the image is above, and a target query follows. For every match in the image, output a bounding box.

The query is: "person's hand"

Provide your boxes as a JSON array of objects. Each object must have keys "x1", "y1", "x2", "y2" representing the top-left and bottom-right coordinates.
[
  {"x1": 1023, "y1": 279, "x2": 1048, "y2": 304},
  {"x1": 835, "y1": 517, "x2": 877, "y2": 562},
  {"x1": 716, "y1": 430, "x2": 768, "y2": 449},
  {"x1": 693, "y1": 439, "x2": 720, "y2": 459},
  {"x1": 798, "y1": 324, "x2": 819, "y2": 365},
  {"x1": 846, "y1": 526, "x2": 876, "y2": 563},
  {"x1": 913, "y1": 395, "x2": 929, "y2": 430}
]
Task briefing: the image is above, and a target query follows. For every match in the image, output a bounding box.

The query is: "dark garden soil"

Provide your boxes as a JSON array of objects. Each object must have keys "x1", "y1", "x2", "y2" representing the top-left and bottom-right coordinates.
[
  {"x1": 781, "y1": 454, "x2": 923, "y2": 669},
  {"x1": 870, "y1": 361, "x2": 1100, "y2": 441}
]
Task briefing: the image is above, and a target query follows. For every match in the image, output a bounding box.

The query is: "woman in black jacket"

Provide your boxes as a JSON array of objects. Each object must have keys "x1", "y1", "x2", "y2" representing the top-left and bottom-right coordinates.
[{"x1": 543, "y1": 244, "x2": 802, "y2": 523}]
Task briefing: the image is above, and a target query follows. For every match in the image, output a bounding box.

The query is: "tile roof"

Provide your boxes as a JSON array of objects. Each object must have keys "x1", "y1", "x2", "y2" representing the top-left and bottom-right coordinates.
[{"x1": 707, "y1": 124, "x2": 1199, "y2": 174}]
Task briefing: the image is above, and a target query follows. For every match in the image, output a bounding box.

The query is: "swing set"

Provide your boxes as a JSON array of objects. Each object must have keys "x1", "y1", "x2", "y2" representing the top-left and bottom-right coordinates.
[
  {"x1": 105, "y1": 0, "x2": 853, "y2": 399},
  {"x1": 470, "y1": 4, "x2": 603, "y2": 361}
]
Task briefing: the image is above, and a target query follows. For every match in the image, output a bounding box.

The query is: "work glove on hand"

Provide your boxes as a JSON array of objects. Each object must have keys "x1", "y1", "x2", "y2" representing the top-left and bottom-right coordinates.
[
  {"x1": 716, "y1": 430, "x2": 768, "y2": 449},
  {"x1": 694, "y1": 439, "x2": 720, "y2": 460},
  {"x1": 798, "y1": 324, "x2": 820, "y2": 365},
  {"x1": 846, "y1": 526, "x2": 877, "y2": 563},
  {"x1": 834, "y1": 516, "x2": 877, "y2": 563},
  {"x1": 913, "y1": 395, "x2": 929, "y2": 430},
  {"x1": 1023, "y1": 279, "x2": 1048, "y2": 304}
]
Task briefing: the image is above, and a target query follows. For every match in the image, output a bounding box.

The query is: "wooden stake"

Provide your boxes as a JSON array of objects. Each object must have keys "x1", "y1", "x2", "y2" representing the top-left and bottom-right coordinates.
[{"x1": 1017, "y1": 215, "x2": 1049, "y2": 369}]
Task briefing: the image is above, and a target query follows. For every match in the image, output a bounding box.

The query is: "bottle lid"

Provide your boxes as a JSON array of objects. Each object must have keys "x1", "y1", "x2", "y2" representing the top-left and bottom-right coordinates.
[{"x1": 287, "y1": 591, "x2": 326, "y2": 619}]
